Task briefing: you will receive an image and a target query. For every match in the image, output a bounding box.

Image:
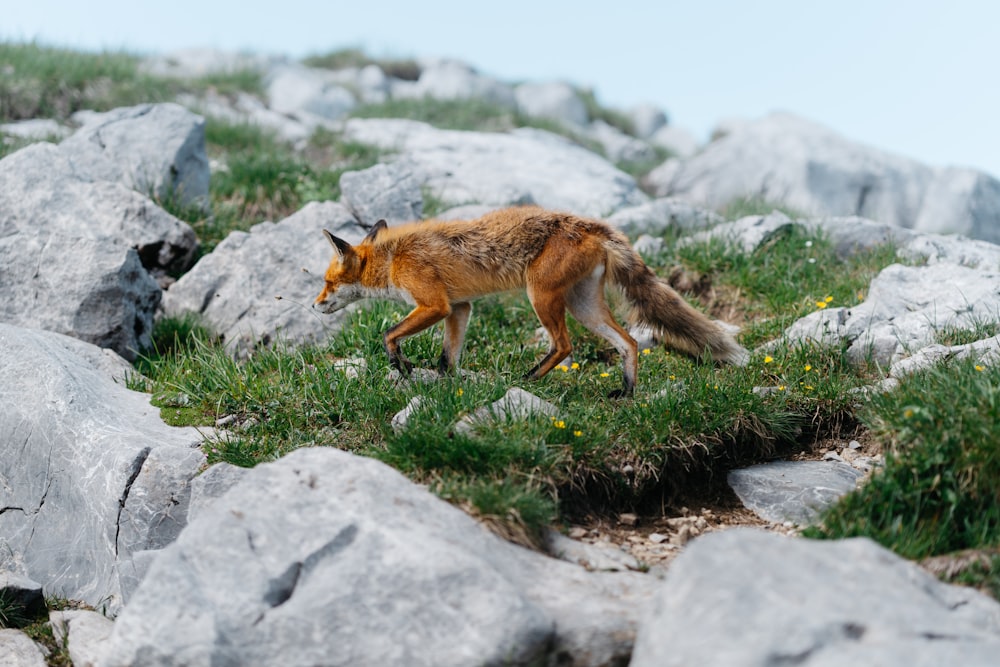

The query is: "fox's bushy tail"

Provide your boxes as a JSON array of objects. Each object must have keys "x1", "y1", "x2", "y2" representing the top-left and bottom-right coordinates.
[{"x1": 605, "y1": 236, "x2": 749, "y2": 365}]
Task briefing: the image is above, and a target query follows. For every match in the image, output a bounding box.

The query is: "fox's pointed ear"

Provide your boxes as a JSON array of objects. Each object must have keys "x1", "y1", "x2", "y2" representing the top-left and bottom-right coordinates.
[
  {"x1": 323, "y1": 229, "x2": 353, "y2": 258},
  {"x1": 362, "y1": 219, "x2": 388, "y2": 245}
]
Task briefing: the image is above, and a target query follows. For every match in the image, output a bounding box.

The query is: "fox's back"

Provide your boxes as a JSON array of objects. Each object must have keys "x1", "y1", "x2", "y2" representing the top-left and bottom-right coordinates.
[{"x1": 372, "y1": 207, "x2": 614, "y2": 298}]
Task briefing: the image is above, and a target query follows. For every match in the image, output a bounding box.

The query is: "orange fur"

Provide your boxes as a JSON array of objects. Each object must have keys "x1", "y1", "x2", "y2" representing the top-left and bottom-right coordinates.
[{"x1": 314, "y1": 206, "x2": 747, "y2": 396}]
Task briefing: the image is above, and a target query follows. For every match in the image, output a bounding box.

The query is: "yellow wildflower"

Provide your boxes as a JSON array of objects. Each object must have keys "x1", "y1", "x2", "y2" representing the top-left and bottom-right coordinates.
[{"x1": 764, "y1": 356, "x2": 774, "y2": 364}]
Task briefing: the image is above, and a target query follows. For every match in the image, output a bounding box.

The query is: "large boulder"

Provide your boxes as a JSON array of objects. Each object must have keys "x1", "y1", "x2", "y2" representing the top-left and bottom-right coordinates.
[
  {"x1": 0, "y1": 324, "x2": 206, "y2": 613},
  {"x1": 341, "y1": 118, "x2": 648, "y2": 217},
  {"x1": 161, "y1": 201, "x2": 367, "y2": 356},
  {"x1": 0, "y1": 231, "x2": 160, "y2": 361},
  {"x1": 101, "y1": 447, "x2": 649, "y2": 667},
  {"x1": 61, "y1": 103, "x2": 210, "y2": 210},
  {"x1": 630, "y1": 529, "x2": 1000, "y2": 666},
  {"x1": 652, "y1": 112, "x2": 1000, "y2": 243},
  {"x1": 514, "y1": 81, "x2": 589, "y2": 127},
  {"x1": 0, "y1": 141, "x2": 197, "y2": 276}
]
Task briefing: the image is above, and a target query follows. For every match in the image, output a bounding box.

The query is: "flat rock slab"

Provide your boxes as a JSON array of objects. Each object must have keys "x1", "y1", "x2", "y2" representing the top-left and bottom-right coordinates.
[
  {"x1": 728, "y1": 460, "x2": 862, "y2": 525},
  {"x1": 631, "y1": 528, "x2": 1000, "y2": 667}
]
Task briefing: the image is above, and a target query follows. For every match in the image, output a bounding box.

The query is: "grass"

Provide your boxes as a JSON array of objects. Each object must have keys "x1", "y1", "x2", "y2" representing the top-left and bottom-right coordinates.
[
  {"x1": 136, "y1": 227, "x2": 896, "y2": 544},
  {"x1": 807, "y1": 357, "x2": 1000, "y2": 559},
  {"x1": 302, "y1": 47, "x2": 421, "y2": 81}
]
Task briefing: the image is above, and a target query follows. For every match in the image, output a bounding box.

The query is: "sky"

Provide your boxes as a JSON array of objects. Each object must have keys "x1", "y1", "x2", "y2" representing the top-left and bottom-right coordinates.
[{"x1": 4, "y1": 0, "x2": 999, "y2": 177}]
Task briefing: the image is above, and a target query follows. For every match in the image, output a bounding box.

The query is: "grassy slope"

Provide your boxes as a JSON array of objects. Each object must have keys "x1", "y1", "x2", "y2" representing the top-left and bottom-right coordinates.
[{"x1": 3, "y1": 42, "x2": 1000, "y2": 598}]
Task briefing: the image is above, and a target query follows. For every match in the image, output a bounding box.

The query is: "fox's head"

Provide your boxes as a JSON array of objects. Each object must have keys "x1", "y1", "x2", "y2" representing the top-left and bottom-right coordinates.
[{"x1": 313, "y1": 220, "x2": 387, "y2": 314}]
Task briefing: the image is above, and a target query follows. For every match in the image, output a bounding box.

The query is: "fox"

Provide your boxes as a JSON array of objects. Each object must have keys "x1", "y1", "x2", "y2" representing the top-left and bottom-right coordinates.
[{"x1": 313, "y1": 206, "x2": 748, "y2": 397}]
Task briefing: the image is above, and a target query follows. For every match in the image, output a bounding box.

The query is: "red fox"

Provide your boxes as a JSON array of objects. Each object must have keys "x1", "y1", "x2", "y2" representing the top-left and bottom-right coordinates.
[{"x1": 313, "y1": 206, "x2": 748, "y2": 397}]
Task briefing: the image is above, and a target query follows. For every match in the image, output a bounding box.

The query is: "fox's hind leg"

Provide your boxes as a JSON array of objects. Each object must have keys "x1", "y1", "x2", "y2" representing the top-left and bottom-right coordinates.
[
  {"x1": 524, "y1": 286, "x2": 573, "y2": 381},
  {"x1": 566, "y1": 265, "x2": 638, "y2": 397},
  {"x1": 438, "y1": 301, "x2": 472, "y2": 373}
]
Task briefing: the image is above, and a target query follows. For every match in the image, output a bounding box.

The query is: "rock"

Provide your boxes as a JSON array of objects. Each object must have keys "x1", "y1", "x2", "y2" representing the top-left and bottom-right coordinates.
[
  {"x1": 394, "y1": 59, "x2": 516, "y2": 108},
  {"x1": 176, "y1": 90, "x2": 314, "y2": 144},
  {"x1": 514, "y1": 81, "x2": 588, "y2": 127},
  {"x1": 0, "y1": 629, "x2": 47, "y2": 667},
  {"x1": 585, "y1": 119, "x2": 658, "y2": 164},
  {"x1": 101, "y1": 447, "x2": 649, "y2": 667},
  {"x1": 49, "y1": 610, "x2": 114, "y2": 667},
  {"x1": 61, "y1": 103, "x2": 210, "y2": 210},
  {"x1": 339, "y1": 162, "x2": 423, "y2": 225},
  {"x1": 656, "y1": 112, "x2": 1000, "y2": 243},
  {"x1": 187, "y1": 462, "x2": 249, "y2": 523},
  {"x1": 266, "y1": 63, "x2": 357, "y2": 122},
  {"x1": 454, "y1": 387, "x2": 560, "y2": 436},
  {"x1": 544, "y1": 530, "x2": 641, "y2": 572},
  {"x1": 0, "y1": 217, "x2": 161, "y2": 361},
  {"x1": 0, "y1": 141, "x2": 198, "y2": 277},
  {"x1": 161, "y1": 201, "x2": 367, "y2": 356},
  {"x1": 627, "y1": 104, "x2": 668, "y2": 140},
  {"x1": 325, "y1": 64, "x2": 391, "y2": 104},
  {"x1": 783, "y1": 262, "x2": 1000, "y2": 367},
  {"x1": 0, "y1": 573, "x2": 46, "y2": 621},
  {"x1": 341, "y1": 118, "x2": 648, "y2": 217},
  {"x1": 390, "y1": 396, "x2": 426, "y2": 434},
  {"x1": 630, "y1": 528, "x2": 1000, "y2": 667},
  {"x1": 0, "y1": 118, "x2": 72, "y2": 141},
  {"x1": 727, "y1": 460, "x2": 862, "y2": 525},
  {"x1": 632, "y1": 234, "x2": 664, "y2": 257},
  {"x1": 0, "y1": 324, "x2": 206, "y2": 613},
  {"x1": 607, "y1": 197, "x2": 724, "y2": 236},
  {"x1": 649, "y1": 124, "x2": 700, "y2": 158}
]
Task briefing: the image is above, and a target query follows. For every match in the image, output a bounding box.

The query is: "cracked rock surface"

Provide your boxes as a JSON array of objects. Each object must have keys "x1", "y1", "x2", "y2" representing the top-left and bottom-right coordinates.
[{"x1": 102, "y1": 447, "x2": 650, "y2": 667}]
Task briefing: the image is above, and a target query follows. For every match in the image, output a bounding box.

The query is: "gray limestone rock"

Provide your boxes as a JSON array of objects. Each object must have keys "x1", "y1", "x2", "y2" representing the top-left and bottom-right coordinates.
[
  {"x1": 727, "y1": 460, "x2": 863, "y2": 525},
  {"x1": 161, "y1": 201, "x2": 367, "y2": 356},
  {"x1": 514, "y1": 81, "x2": 589, "y2": 127},
  {"x1": 783, "y1": 262, "x2": 1000, "y2": 368},
  {"x1": 0, "y1": 629, "x2": 47, "y2": 667},
  {"x1": 339, "y1": 162, "x2": 423, "y2": 225},
  {"x1": 454, "y1": 387, "x2": 560, "y2": 436},
  {"x1": 61, "y1": 103, "x2": 210, "y2": 210},
  {"x1": 341, "y1": 118, "x2": 648, "y2": 217},
  {"x1": 608, "y1": 197, "x2": 724, "y2": 236},
  {"x1": 630, "y1": 528, "x2": 1000, "y2": 667},
  {"x1": 0, "y1": 324, "x2": 206, "y2": 613},
  {"x1": 654, "y1": 112, "x2": 1000, "y2": 243},
  {"x1": 50, "y1": 610, "x2": 114, "y2": 667},
  {"x1": 101, "y1": 447, "x2": 649, "y2": 667}
]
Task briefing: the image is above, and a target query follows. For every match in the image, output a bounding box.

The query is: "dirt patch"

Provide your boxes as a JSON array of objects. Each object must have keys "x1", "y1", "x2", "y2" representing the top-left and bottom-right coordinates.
[{"x1": 562, "y1": 430, "x2": 884, "y2": 573}]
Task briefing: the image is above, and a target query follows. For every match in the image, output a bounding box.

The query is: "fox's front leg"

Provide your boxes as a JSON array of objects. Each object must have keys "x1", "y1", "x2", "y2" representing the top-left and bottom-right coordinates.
[{"x1": 383, "y1": 304, "x2": 451, "y2": 374}]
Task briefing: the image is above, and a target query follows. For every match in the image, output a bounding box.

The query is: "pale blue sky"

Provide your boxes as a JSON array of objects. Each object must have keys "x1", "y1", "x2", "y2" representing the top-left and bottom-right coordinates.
[{"x1": 5, "y1": 0, "x2": 999, "y2": 177}]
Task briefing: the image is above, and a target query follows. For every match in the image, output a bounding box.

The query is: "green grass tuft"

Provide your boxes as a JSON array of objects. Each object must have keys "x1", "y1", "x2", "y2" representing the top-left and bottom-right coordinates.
[{"x1": 807, "y1": 357, "x2": 1000, "y2": 559}]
